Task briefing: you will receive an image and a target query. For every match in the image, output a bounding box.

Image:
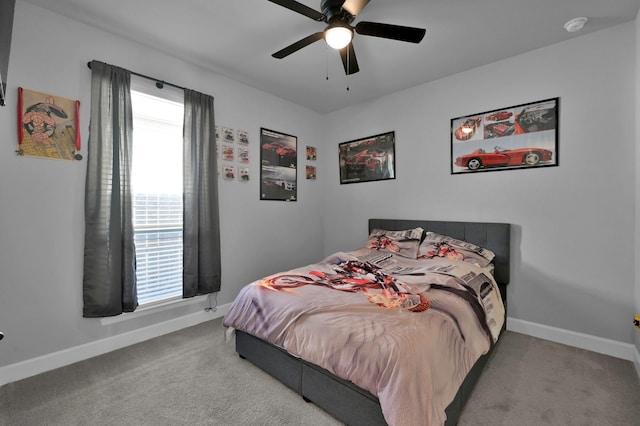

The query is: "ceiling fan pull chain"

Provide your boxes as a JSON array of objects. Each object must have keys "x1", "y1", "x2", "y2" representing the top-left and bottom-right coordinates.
[
  {"x1": 346, "y1": 45, "x2": 350, "y2": 91},
  {"x1": 326, "y1": 47, "x2": 330, "y2": 80}
]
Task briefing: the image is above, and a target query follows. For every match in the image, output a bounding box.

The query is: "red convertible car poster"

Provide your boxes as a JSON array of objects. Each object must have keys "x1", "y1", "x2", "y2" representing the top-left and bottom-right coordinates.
[
  {"x1": 339, "y1": 131, "x2": 396, "y2": 184},
  {"x1": 451, "y1": 97, "x2": 558, "y2": 174}
]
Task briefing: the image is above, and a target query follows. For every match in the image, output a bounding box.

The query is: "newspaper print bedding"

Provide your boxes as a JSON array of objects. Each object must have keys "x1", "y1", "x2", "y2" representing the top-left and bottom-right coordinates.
[{"x1": 223, "y1": 249, "x2": 505, "y2": 426}]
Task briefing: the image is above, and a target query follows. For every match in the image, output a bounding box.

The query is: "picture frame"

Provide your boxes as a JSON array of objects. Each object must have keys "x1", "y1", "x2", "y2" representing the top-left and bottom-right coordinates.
[
  {"x1": 306, "y1": 146, "x2": 317, "y2": 160},
  {"x1": 260, "y1": 127, "x2": 297, "y2": 201},
  {"x1": 17, "y1": 87, "x2": 82, "y2": 160},
  {"x1": 451, "y1": 97, "x2": 559, "y2": 174},
  {"x1": 339, "y1": 131, "x2": 396, "y2": 184},
  {"x1": 306, "y1": 165, "x2": 316, "y2": 180}
]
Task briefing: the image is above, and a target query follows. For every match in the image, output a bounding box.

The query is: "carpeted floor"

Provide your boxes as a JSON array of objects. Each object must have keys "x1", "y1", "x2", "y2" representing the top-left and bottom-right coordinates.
[
  {"x1": 1, "y1": 318, "x2": 639, "y2": 426},
  {"x1": 459, "y1": 331, "x2": 640, "y2": 426}
]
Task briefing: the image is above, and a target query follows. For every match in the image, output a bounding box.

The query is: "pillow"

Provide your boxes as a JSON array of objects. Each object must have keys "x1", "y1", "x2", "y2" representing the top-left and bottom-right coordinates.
[
  {"x1": 419, "y1": 231, "x2": 495, "y2": 267},
  {"x1": 365, "y1": 227, "x2": 424, "y2": 259}
]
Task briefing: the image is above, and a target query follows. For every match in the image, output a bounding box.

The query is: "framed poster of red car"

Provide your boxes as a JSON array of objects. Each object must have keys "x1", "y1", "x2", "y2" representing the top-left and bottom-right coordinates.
[
  {"x1": 260, "y1": 127, "x2": 297, "y2": 201},
  {"x1": 451, "y1": 97, "x2": 558, "y2": 174},
  {"x1": 339, "y1": 131, "x2": 396, "y2": 184}
]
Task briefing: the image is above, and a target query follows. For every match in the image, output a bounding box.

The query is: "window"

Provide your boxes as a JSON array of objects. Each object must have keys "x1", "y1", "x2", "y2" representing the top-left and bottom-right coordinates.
[
  {"x1": 83, "y1": 62, "x2": 220, "y2": 318},
  {"x1": 131, "y1": 80, "x2": 184, "y2": 305}
]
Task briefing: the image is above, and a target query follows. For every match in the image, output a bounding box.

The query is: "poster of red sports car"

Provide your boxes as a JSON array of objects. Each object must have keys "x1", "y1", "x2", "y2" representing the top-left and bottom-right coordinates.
[
  {"x1": 451, "y1": 97, "x2": 558, "y2": 174},
  {"x1": 260, "y1": 127, "x2": 297, "y2": 201},
  {"x1": 339, "y1": 131, "x2": 396, "y2": 184}
]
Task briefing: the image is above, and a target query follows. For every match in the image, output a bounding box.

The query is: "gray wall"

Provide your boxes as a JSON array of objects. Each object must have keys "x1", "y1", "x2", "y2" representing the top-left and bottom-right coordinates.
[
  {"x1": 319, "y1": 23, "x2": 637, "y2": 345},
  {"x1": 0, "y1": 2, "x2": 325, "y2": 368},
  {"x1": 0, "y1": 1, "x2": 638, "y2": 372}
]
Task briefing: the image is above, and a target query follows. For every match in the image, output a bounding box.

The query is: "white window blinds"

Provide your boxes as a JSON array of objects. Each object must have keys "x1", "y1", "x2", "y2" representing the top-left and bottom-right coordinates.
[{"x1": 131, "y1": 84, "x2": 184, "y2": 305}]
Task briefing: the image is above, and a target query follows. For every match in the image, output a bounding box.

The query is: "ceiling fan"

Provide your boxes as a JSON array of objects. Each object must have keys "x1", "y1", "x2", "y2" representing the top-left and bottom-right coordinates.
[{"x1": 267, "y1": 0, "x2": 426, "y2": 75}]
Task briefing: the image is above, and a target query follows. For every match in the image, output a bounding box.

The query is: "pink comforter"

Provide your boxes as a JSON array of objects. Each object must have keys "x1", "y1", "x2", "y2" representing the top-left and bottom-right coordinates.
[{"x1": 223, "y1": 251, "x2": 505, "y2": 426}]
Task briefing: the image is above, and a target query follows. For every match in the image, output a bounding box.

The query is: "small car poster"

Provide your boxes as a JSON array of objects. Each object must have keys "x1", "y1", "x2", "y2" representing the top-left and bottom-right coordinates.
[
  {"x1": 222, "y1": 126, "x2": 235, "y2": 143},
  {"x1": 237, "y1": 130, "x2": 249, "y2": 145},
  {"x1": 451, "y1": 97, "x2": 558, "y2": 174},
  {"x1": 306, "y1": 165, "x2": 316, "y2": 180},
  {"x1": 222, "y1": 144, "x2": 234, "y2": 162},
  {"x1": 306, "y1": 146, "x2": 317, "y2": 160},
  {"x1": 223, "y1": 165, "x2": 235, "y2": 180},
  {"x1": 260, "y1": 127, "x2": 297, "y2": 201},
  {"x1": 238, "y1": 147, "x2": 249, "y2": 164},
  {"x1": 339, "y1": 131, "x2": 396, "y2": 184},
  {"x1": 239, "y1": 167, "x2": 250, "y2": 182}
]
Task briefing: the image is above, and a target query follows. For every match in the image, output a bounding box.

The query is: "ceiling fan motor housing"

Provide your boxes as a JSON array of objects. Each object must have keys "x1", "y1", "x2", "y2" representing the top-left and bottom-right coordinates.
[{"x1": 321, "y1": 0, "x2": 354, "y2": 23}]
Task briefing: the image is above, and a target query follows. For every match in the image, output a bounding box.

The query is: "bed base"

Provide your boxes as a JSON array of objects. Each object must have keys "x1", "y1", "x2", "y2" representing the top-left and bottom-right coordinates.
[
  {"x1": 234, "y1": 219, "x2": 510, "y2": 425},
  {"x1": 236, "y1": 328, "x2": 501, "y2": 425}
]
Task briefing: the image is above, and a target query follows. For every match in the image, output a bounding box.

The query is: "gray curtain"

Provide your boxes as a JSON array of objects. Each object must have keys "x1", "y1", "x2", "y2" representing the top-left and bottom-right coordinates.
[
  {"x1": 182, "y1": 89, "x2": 221, "y2": 297},
  {"x1": 83, "y1": 60, "x2": 137, "y2": 317}
]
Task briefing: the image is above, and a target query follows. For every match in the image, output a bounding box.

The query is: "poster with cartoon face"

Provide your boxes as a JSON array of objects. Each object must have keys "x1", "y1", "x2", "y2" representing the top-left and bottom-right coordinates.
[{"x1": 18, "y1": 87, "x2": 81, "y2": 160}]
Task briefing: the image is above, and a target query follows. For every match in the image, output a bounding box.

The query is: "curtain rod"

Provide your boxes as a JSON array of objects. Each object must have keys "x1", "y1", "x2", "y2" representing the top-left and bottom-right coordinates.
[{"x1": 87, "y1": 60, "x2": 188, "y2": 91}]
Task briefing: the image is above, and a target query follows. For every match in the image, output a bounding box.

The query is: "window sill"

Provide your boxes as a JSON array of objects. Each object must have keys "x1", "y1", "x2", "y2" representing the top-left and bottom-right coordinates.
[{"x1": 100, "y1": 295, "x2": 208, "y2": 326}]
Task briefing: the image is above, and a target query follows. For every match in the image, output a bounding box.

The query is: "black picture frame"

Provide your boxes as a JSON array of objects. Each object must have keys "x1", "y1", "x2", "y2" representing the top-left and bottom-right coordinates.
[
  {"x1": 339, "y1": 131, "x2": 396, "y2": 184},
  {"x1": 451, "y1": 97, "x2": 559, "y2": 174},
  {"x1": 260, "y1": 127, "x2": 297, "y2": 201}
]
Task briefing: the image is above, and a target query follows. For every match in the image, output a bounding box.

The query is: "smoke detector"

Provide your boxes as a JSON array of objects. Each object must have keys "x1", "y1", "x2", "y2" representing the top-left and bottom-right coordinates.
[{"x1": 564, "y1": 17, "x2": 588, "y2": 33}]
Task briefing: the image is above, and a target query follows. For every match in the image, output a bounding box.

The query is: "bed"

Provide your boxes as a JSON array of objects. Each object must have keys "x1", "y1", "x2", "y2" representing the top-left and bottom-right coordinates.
[{"x1": 223, "y1": 219, "x2": 510, "y2": 425}]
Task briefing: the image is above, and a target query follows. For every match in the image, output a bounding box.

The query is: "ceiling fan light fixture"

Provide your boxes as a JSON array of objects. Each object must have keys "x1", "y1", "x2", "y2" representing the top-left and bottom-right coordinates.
[{"x1": 325, "y1": 25, "x2": 353, "y2": 49}]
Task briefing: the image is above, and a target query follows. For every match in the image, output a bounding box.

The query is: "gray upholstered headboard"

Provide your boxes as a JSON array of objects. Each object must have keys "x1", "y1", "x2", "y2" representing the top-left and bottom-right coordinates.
[{"x1": 369, "y1": 219, "x2": 511, "y2": 286}]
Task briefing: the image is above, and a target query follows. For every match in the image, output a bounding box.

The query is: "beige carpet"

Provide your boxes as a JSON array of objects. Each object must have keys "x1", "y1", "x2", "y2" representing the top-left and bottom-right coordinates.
[
  {"x1": 459, "y1": 331, "x2": 640, "y2": 426},
  {"x1": 1, "y1": 318, "x2": 638, "y2": 425}
]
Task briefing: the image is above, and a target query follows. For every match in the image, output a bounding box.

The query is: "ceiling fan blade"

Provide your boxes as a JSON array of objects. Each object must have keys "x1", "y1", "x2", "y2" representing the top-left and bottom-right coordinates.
[
  {"x1": 272, "y1": 32, "x2": 324, "y2": 59},
  {"x1": 355, "y1": 21, "x2": 426, "y2": 43},
  {"x1": 339, "y1": 43, "x2": 359, "y2": 75},
  {"x1": 341, "y1": 0, "x2": 371, "y2": 17},
  {"x1": 266, "y1": 0, "x2": 325, "y2": 21}
]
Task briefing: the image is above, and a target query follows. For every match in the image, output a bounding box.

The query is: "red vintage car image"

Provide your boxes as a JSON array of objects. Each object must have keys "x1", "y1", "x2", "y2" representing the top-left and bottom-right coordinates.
[
  {"x1": 455, "y1": 146, "x2": 553, "y2": 170},
  {"x1": 345, "y1": 149, "x2": 388, "y2": 172},
  {"x1": 262, "y1": 141, "x2": 296, "y2": 156},
  {"x1": 486, "y1": 111, "x2": 513, "y2": 121},
  {"x1": 484, "y1": 121, "x2": 515, "y2": 138},
  {"x1": 454, "y1": 116, "x2": 482, "y2": 141}
]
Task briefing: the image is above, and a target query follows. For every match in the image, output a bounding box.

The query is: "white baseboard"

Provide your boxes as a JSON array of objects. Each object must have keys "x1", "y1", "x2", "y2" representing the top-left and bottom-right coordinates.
[
  {"x1": 508, "y1": 317, "x2": 640, "y2": 381},
  {"x1": 0, "y1": 303, "x2": 231, "y2": 387},
  {"x1": 2, "y1": 311, "x2": 636, "y2": 387},
  {"x1": 507, "y1": 317, "x2": 637, "y2": 362}
]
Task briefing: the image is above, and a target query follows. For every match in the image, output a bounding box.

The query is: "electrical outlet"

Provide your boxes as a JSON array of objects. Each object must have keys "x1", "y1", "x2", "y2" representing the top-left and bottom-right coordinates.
[{"x1": 635, "y1": 314, "x2": 640, "y2": 329}]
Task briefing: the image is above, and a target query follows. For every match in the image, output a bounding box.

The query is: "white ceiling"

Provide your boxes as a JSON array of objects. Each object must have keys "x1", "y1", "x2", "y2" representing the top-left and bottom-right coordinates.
[{"x1": 21, "y1": 0, "x2": 640, "y2": 113}]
